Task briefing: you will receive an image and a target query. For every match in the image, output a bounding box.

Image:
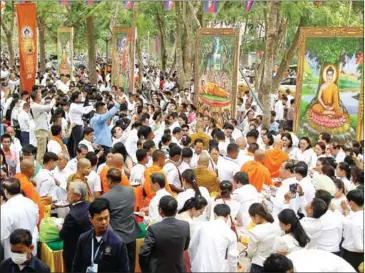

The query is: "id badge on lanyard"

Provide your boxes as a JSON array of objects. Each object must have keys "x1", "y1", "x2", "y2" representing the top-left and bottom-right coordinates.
[{"x1": 86, "y1": 238, "x2": 103, "y2": 273}]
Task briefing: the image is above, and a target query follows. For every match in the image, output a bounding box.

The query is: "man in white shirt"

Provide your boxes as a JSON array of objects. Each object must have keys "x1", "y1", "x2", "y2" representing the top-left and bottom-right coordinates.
[
  {"x1": 125, "y1": 122, "x2": 141, "y2": 164},
  {"x1": 85, "y1": 152, "x2": 102, "y2": 198},
  {"x1": 224, "y1": 124, "x2": 235, "y2": 143},
  {"x1": 171, "y1": 127, "x2": 182, "y2": 146},
  {"x1": 229, "y1": 118, "x2": 243, "y2": 141},
  {"x1": 143, "y1": 173, "x2": 172, "y2": 225},
  {"x1": 341, "y1": 189, "x2": 364, "y2": 270},
  {"x1": 217, "y1": 143, "x2": 241, "y2": 182},
  {"x1": 274, "y1": 96, "x2": 285, "y2": 122},
  {"x1": 48, "y1": 125, "x2": 68, "y2": 155},
  {"x1": 314, "y1": 190, "x2": 343, "y2": 255},
  {"x1": 78, "y1": 127, "x2": 96, "y2": 152},
  {"x1": 163, "y1": 145, "x2": 183, "y2": 194},
  {"x1": 1, "y1": 178, "x2": 39, "y2": 259},
  {"x1": 66, "y1": 144, "x2": 89, "y2": 173},
  {"x1": 30, "y1": 90, "x2": 55, "y2": 163},
  {"x1": 18, "y1": 102, "x2": 32, "y2": 145},
  {"x1": 52, "y1": 151, "x2": 73, "y2": 201},
  {"x1": 329, "y1": 142, "x2": 346, "y2": 163},
  {"x1": 232, "y1": 172, "x2": 259, "y2": 229},
  {"x1": 35, "y1": 152, "x2": 60, "y2": 200},
  {"x1": 130, "y1": 149, "x2": 148, "y2": 186},
  {"x1": 237, "y1": 142, "x2": 257, "y2": 167},
  {"x1": 5, "y1": 126, "x2": 22, "y2": 163},
  {"x1": 189, "y1": 204, "x2": 238, "y2": 272}
]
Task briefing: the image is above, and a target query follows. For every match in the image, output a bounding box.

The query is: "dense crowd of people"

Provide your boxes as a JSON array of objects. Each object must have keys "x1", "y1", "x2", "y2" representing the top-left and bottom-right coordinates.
[{"x1": 0, "y1": 57, "x2": 364, "y2": 273}]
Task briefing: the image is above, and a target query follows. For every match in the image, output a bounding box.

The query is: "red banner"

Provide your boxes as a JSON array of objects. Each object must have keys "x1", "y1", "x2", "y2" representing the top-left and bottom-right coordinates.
[{"x1": 17, "y1": 3, "x2": 37, "y2": 93}]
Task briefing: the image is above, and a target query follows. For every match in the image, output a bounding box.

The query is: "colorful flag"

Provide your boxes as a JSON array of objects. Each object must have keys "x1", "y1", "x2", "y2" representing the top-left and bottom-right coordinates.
[
  {"x1": 85, "y1": 0, "x2": 94, "y2": 5},
  {"x1": 244, "y1": 0, "x2": 256, "y2": 12},
  {"x1": 124, "y1": 0, "x2": 134, "y2": 10},
  {"x1": 16, "y1": 3, "x2": 37, "y2": 93},
  {"x1": 204, "y1": 0, "x2": 218, "y2": 13},
  {"x1": 58, "y1": 0, "x2": 70, "y2": 6},
  {"x1": 164, "y1": 0, "x2": 174, "y2": 11}
]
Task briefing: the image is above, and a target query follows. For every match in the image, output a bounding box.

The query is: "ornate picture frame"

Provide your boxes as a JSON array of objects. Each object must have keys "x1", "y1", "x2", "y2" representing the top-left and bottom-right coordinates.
[{"x1": 294, "y1": 27, "x2": 364, "y2": 142}]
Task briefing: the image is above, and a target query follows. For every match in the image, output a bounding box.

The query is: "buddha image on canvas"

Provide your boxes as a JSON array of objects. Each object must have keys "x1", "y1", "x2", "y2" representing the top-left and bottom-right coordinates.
[
  {"x1": 197, "y1": 35, "x2": 235, "y2": 117},
  {"x1": 299, "y1": 37, "x2": 363, "y2": 142}
]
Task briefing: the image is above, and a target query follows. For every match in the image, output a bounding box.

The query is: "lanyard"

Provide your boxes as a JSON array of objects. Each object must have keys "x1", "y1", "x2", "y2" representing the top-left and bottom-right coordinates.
[{"x1": 91, "y1": 238, "x2": 103, "y2": 265}]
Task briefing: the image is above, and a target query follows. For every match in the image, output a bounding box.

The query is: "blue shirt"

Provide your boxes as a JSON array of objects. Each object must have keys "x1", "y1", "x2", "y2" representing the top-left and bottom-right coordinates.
[
  {"x1": 90, "y1": 103, "x2": 120, "y2": 148},
  {"x1": 269, "y1": 121, "x2": 279, "y2": 133}
]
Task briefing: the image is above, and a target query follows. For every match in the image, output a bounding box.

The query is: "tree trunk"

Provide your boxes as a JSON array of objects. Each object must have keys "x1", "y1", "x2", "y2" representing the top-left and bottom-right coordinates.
[
  {"x1": 86, "y1": 16, "x2": 97, "y2": 84},
  {"x1": 156, "y1": 12, "x2": 167, "y2": 71},
  {"x1": 175, "y1": 2, "x2": 186, "y2": 87},
  {"x1": 37, "y1": 16, "x2": 46, "y2": 74},
  {"x1": 1, "y1": 1, "x2": 15, "y2": 67},
  {"x1": 259, "y1": 1, "x2": 281, "y2": 127}
]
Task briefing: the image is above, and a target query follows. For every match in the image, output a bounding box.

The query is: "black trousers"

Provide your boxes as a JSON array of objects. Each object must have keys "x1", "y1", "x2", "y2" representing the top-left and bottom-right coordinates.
[
  {"x1": 342, "y1": 249, "x2": 363, "y2": 272},
  {"x1": 20, "y1": 131, "x2": 30, "y2": 146},
  {"x1": 68, "y1": 125, "x2": 83, "y2": 158},
  {"x1": 126, "y1": 240, "x2": 136, "y2": 273}
]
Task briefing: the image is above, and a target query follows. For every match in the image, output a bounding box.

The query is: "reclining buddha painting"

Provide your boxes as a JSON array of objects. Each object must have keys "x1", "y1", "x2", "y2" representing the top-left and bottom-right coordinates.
[
  {"x1": 295, "y1": 27, "x2": 364, "y2": 142},
  {"x1": 195, "y1": 28, "x2": 239, "y2": 118}
]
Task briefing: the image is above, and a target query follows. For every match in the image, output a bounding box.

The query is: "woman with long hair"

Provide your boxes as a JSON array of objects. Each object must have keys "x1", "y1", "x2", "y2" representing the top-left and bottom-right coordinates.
[
  {"x1": 262, "y1": 133, "x2": 274, "y2": 150},
  {"x1": 177, "y1": 169, "x2": 210, "y2": 221},
  {"x1": 274, "y1": 209, "x2": 310, "y2": 255},
  {"x1": 281, "y1": 133, "x2": 298, "y2": 160},
  {"x1": 296, "y1": 137, "x2": 317, "y2": 169},
  {"x1": 209, "y1": 181, "x2": 242, "y2": 228},
  {"x1": 336, "y1": 162, "x2": 355, "y2": 192},
  {"x1": 331, "y1": 179, "x2": 347, "y2": 213},
  {"x1": 246, "y1": 203, "x2": 281, "y2": 273}
]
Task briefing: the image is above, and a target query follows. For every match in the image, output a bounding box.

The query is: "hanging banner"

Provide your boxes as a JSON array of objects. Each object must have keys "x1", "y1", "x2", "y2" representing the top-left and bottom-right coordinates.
[
  {"x1": 17, "y1": 3, "x2": 37, "y2": 93},
  {"x1": 112, "y1": 27, "x2": 135, "y2": 94},
  {"x1": 57, "y1": 27, "x2": 74, "y2": 76}
]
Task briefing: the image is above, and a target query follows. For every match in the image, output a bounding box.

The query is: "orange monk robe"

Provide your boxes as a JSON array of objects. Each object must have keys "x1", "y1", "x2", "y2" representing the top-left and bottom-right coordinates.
[
  {"x1": 14, "y1": 173, "x2": 45, "y2": 227},
  {"x1": 241, "y1": 161, "x2": 273, "y2": 192},
  {"x1": 264, "y1": 149, "x2": 289, "y2": 178},
  {"x1": 143, "y1": 165, "x2": 173, "y2": 207},
  {"x1": 100, "y1": 166, "x2": 130, "y2": 194}
]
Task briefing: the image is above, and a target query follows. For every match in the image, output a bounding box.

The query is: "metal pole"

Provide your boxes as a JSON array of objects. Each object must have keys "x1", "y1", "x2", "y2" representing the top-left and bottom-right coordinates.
[{"x1": 239, "y1": 67, "x2": 263, "y2": 112}]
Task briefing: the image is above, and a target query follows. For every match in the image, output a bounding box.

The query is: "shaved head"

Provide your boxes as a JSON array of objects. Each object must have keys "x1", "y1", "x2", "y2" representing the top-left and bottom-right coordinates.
[
  {"x1": 111, "y1": 153, "x2": 124, "y2": 168},
  {"x1": 236, "y1": 137, "x2": 246, "y2": 149},
  {"x1": 77, "y1": 158, "x2": 91, "y2": 169},
  {"x1": 20, "y1": 158, "x2": 35, "y2": 177},
  {"x1": 248, "y1": 143, "x2": 259, "y2": 154},
  {"x1": 273, "y1": 139, "x2": 283, "y2": 149},
  {"x1": 254, "y1": 149, "x2": 265, "y2": 163},
  {"x1": 198, "y1": 153, "x2": 210, "y2": 167}
]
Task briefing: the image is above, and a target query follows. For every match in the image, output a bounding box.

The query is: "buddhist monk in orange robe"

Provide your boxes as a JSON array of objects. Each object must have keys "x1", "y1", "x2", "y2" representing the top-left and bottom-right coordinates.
[
  {"x1": 14, "y1": 159, "x2": 45, "y2": 227},
  {"x1": 264, "y1": 139, "x2": 289, "y2": 178},
  {"x1": 241, "y1": 150, "x2": 273, "y2": 192},
  {"x1": 143, "y1": 150, "x2": 173, "y2": 207},
  {"x1": 100, "y1": 154, "x2": 130, "y2": 193}
]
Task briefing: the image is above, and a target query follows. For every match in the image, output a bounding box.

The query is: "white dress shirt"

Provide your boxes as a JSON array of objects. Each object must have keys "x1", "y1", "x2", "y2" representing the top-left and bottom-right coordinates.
[
  {"x1": 189, "y1": 219, "x2": 238, "y2": 272},
  {"x1": 30, "y1": 101, "x2": 54, "y2": 131},
  {"x1": 52, "y1": 166, "x2": 73, "y2": 201},
  {"x1": 97, "y1": 162, "x2": 107, "y2": 174},
  {"x1": 178, "y1": 161, "x2": 191, "y2": 174},
  {"x1": 17, "y1": 110, "x2": 32, "y2": 132},
  {"x1": 79, "y1": 139, "x2": 95, "y2": 152},
  {"x1": 129, "y1": 164, "x2": 146, "y2": 186},
  {"x1": 342, "y1": 210, "x2": 364, "y2": 253},
  {"x1": 146, "y1": 188, "x2": 172, "y2": 224},
  {"x1": 177, "y1": 187, "x2": 211, "y2": 222},
  {"x1": 273, "y1": 233, "x2": 305, "y2": 254},
  {"x1": 35, "y1": 168, "x2": 59, "y2": 200},
  {"x1": 1, "y1": 194, "x2": 39, "y2": 259},
  {"x1": 47, "y1": 139, "x2": 64, "y2": 155},
  {"x1": 237, "y1": 150, "x2": 254, "y2": 167},
  {"x1": 296, "y1": 149, "x2": 317, "y2": 169},
  {"x1": 317, "y1": 210, "x2": 343, "y2": 252},
  {"x1": 217, "y1": 156, "x2": 241, "y2": 182},
  {"x1": 163, "y1": 161, "x2": 182, "y2": 190},
  {"x1": 300, "y1": 217, "x2": 323, "y2": 249},
  {"x1": 287, "y1": 249, "x2": 356, "y2": 272},
  {"x1": 335, "y1": 149, "x2": 346, "y2": 163},
  {"x1": 86, "y1": 170, "x2": 102, "y2": 197},
  {"x1": 232, "y1": 184, "x2": 259, "y2": 228},
  {"x1": 247, "y1": 222, "x2": 282, "y2": 266},
  {"x1": 65, "y1": 157, "x2": 78, "y2": 173},
  {"x1": 270, "y1": 177, "x2": 297, "y2": 217},
  {"x1": 125, "y1": 129, "x2": 139, "y2": 163},
  {"x1": 69, "y1": 103, "x2": 93, "y2": 126},
  {"x1": 274, "y1": 100, "x2": 284, "y2": 120}
]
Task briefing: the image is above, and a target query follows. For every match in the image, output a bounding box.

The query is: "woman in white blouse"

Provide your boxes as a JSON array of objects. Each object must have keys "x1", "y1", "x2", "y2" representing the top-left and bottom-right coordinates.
[
  {"x1": 330, "y1": 179, "x2": 347, "y2": 214},
  {"x1": 336, "y1": 162, "x2": 355, "y2": 193},
  {"x1": 314, "y1": 142, "x2": 327, "y2": 158},
  {"x1": 281, "y1": 133, "x2": 298, "y2": 160},
  {"x1": 296, "y1": 137, "x2": 317, "y2": 169},
  {"x1": 273, "y1": 209, "x2": 310, "y2": 255},
  {"x1": 262, "y1": 133, "x2": 274, "y2": 151},
  {"x1": 244, "y1": 203, "x2": 281, "y2": 272}
]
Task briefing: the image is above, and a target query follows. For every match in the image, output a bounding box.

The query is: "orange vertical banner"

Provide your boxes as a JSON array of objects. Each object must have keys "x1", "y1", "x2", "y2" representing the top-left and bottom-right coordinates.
[{"x1": 16, "y1": 3, "x2": 37, "y2": 93}]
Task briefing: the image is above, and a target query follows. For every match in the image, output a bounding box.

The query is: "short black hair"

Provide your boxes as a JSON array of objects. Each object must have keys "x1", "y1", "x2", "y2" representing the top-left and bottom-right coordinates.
[
  {"x1": 83, "y1": 127, "x2": 94, "y2": 136},
  {"x1": 1, "y1": 134, "x2": 11, "y2": 142},
  {"x1": 319, "y1": 132, "x2": 331, "y2": 143},
  {"x1": 227, "y1": 143, "x2": 239, "y2": 154},
  {"x1": 194, "y1": 138, "x2": 204, "y2": 146},
  {"x1": 159, "y1": 195, "x2": 177, "y2": 217},
  {"x1": 347, "y1": 189, "x2": 364, "y2": 207},
  {"x1": 315, "y1": 189, "x2": 332, "y2": 206},
  {"x1": 224, "y1": 124, "x2": 234, "y2": 131},
  {"x1": 3, "y1": 178, "x2": 21, "y2": 195},
  {"x1": 43, "y1": 152, "x2": 58, "y2": 165},
  {"x1": 22, "y1": 144, "x2": 37, "y2": 155},
  {"x1": 143, "y1": 140, "x2": 156, "y2": 151},
  {"x1": 263, "y1": 254, "x2": 294, "y2": 273},
  {"x1": 138, "y1": 126, "x2": 152, "y2": 139},
  {"x1": 246, "y1": 129, "x2": 259, "y2": 139},
  {"x1": 10, "y1": 229, "x2": 33, "y2": 247},
  {"x1": 106, "y1": 168, "x2": 122, "y2": 184},
  {"x1": 95, "y1": 102, "x2": 106, "y2": 112},
  {"x1": 172, "y1": 127, "x2": 181, "y2": 135},
  {"x1": 215, "y1": 131, "x2": 225, "y2": 141},
  {"x1": 311, "y1": 198, "x2": 328, "y2": 219},
  {"x1": 85, "y1": 152, "x2": 98, "y2": 167},
  {"x1": 233, "y1": 172, "x2": 249, "y2": 185},
  {"x1": 89, "y1": 198, "x2": 110, "y2": 217},
  {"x1": 214, "y1": 203, "x2": 231, "y2": 217},
  {"x1": 169, "y1": 145, "x2": 182, "y2": 158},
  {"x1": 51, "y1": 125, "x2": 62, "y2": 136},
  {"x1": 294, "y1": 164, "x2": 308, "y2": 178},
  {"x1": 182, "y1": 148, "x2": 193, "y2": 158},
  {"x1": 136, "y1": 149, "x2": 148, "y2": 162},
  {"x1": 152, "y1": 150, "x2": 165, "y2": 162},
  {"x1": 151, "y1": 173, "x2": 165, "y2": 188},
  {"x1": 77, "y1": 144, "x2": 88, "y2": 153}
]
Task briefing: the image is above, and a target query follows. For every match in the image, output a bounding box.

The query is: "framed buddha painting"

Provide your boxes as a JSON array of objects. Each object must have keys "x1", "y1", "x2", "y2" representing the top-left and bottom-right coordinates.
[
  {"x1": 57, "y1": 27, "x2": 73, "y2": 76},
  {"x1": 294, "y1": 27, "x2": 364, "y2": 142},
  {"x1": 195, "y1": 28, "x2": 239, "y2": 126}
]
